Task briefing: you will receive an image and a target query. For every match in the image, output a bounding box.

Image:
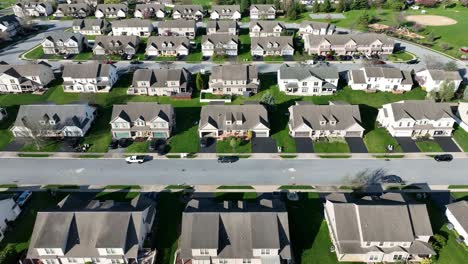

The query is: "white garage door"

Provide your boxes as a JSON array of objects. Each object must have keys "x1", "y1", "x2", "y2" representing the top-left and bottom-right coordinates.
[
  {"x1": 254, "y1": 131, "x2": 268, "y2": 137},
  {"x1": 395, "y1": 130, "x2": 412, "y2": 137}
]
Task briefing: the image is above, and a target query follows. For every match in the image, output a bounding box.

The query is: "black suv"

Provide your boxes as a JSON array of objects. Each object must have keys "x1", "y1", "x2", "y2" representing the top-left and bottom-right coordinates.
[
  {"x1": 434, "y1": 154, "x2": 453, "y2": 162},
  {"x1": 217, "y1": 156, "x2": 239, "y2": 163}
]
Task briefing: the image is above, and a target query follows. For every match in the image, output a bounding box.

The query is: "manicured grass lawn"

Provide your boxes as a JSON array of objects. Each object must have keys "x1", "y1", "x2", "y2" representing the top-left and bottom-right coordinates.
[
  {"x1": 313, "y1": 140, "x2": 350, "y2": 153},
  {"x1": 0, "y1": 0, "x2": 15, "y2": 10},
  {"x1": 364, "y1": 127, "x2": 403, "y2": 153},
  {"x1": 73, "y1": 51, "x2": 94, "y2": 61},
  {"x1": 415, "y1": 140, "x2": 444, "y2": 152},
  {"x1": 125, "y1": 141, "x2": 149, "y2": 153},
  {"x1": 451, "y1": 192, "x2": 468, "y2": 201},
  {"x1": 23, "y1": 46, "x2": 45, "y2": 60},
  {"x1": 20, "y1": 140, "x2": 61, "y2": 152},
  {"x1": 214, "y1": 192, "x2": 258, "y2": 202},
  {"x1": 217, "y1": 185, "x2": 254, "y2": 189},
  {"x1": 186, "y1": 50, "x2": 202, "y2": 62},
  {"x1": 263, "y1": 56, "x2": 284, "y2": 62},
  {"x1": 453, "y1": 126, "x2": 468, "y2": 152},
  {"x1": 387, "y1": 51, "x2": 415, "y2": 62},
  {"x1": 154, "y1": 56, "x2": 177, "y2": 62},
  {"x1": 238, "y1": 29, "x2": 252, "y2": 62},
  {"x1": 216, "y1": 138, "x2": 252, "y2": 153}
]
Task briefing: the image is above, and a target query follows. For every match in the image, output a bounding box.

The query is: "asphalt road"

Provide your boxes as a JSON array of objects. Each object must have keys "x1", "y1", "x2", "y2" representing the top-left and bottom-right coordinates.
[{"x1": 0, "y1": 158, "x2": 465, "y2": 186}]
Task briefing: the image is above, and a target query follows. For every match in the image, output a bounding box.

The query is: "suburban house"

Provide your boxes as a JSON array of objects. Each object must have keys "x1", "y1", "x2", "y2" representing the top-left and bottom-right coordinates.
[
  {"x1": 208, "y1": 64, "x2": 259, "y2": 95},
  {"x1": 62, "y1": 63, "x2": 118, "y2": 93},
  {"x1": 145, "y1": 36, "x2": 190, "y2": 57},
  {"x1": 72, "y1": 18, "x2": 111, "y2": 35},
  {"x1": 11, "y1": 103, "x2": 97, "y2": 138},
  {"x1": 54, "y1": 4, "x2": 92, "y2": 18},
  {"x1": 95, "y1": 4, "x2": 128, "y2": 19},
  {"x1": 67, "y1": 0, "x2": 100, "y2": 7},
  {"x1": 201, "y1": 34, "x2": 239, "y2": 57},
  {"x1": 0, "y1": 194, "x2": 22, "y2": 242},
  {"x1": 298, "y1": 21, "x2": 335, "y2": 36},
  {"x1": 376, "y1": 100, "x2": 456, "y2": 138},
  {"x1": 134, "y1": 3, "x2": 165, "y2": 19},
  {"x1": 0, "y1": 63, "x2": 54, "y2": 93},
  {"x1": 250, "y1": 4, "x2": 276, "y2": 20},
  {"x1": 206, "y1": 20, "x2": 238, "y2": 35},
  {"x1": 172, "y1": 5, "x2": 204, "y2": 20},
  {"x1": 456, "y1": 102, "x2": 468, "y2": 131},
  {"x1": 112, "y1": 19, "x2": 154, "y2": 37},
  {"x1": 348, "y1": 67, "x2": 414, "y2": 93},
  {"x1": 210, "y1": 5, "x2": 241, "y2": 20},
  {"x1": 0, "y1": 15, "x2": 22, "y2": 39},
  {"x1": 288, "y1": 101, "x2": 364, "y2": 138},
  {"x1": 446, "y1": 201, "x2": 468, "y2": 246},
  {"x1": 41, "y1": 32, "x2": 87, "y2": 55},
  {"x1": 157, "y1": 20, "x2": 197, "y2": 39},
  {"x1": 26, "y1": 193, "x2": 156, "y2": 264},
  {"x1": 110, "y1": 102, "x2": 175, "y2": 139},
  {"x1": 179, "y1": 198, "x2": 291, "y2": 263},
  {"x1": 277, "y1": 64, "x2": 339, "y2": 96},
  {"x1": 324, "y1": 193, "x2": 435, "y2": 263},
  {"x1": 199, "y1": 104, "x2": 270, "y2": 138},
  {"x1": 251, "y1": 36, "x2": 294, "y2": 57},
  {"x1": 249, "y1": 21, "x2": 286, "y2": 37},
  {"x1": 415, "y1": 69, "x2": 463, "y2": 92},
  {"x1": 13, "y1": 2, "x2": 54, "y2": 17},
  {"x1": 93, "y1": 35, "x2": 140, "y2": 56},
  {"x1": 128, "y1": 68, "x2": 192, "y2": 96},
  {"x1": 304, "y1": 33, "x2": 395, "y2": 56}
]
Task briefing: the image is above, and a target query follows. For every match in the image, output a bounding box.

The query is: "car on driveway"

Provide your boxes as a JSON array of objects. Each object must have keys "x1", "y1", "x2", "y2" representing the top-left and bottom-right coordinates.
[
  {"x1": 434, "y1": 154, "x2": 453, "y2": 162},
  {"x1": 17, "y1": 191, "x2": 32, "y2": 207},
  {"x1": 125, "y1": 155, "x2": 148, "y2": 164},
  {"x1": 217, "y1": 156, "x2": 239, "y2": 163},
  {"x1": 200, "y1": 137, "x2": 213, "y2": 148}
]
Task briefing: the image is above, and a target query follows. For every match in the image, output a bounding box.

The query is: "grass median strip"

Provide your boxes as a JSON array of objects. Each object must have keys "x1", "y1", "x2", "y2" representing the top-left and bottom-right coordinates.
[
  {"x1": 217, "y1": 186, "x2": 255, "y2": 190},
  {"x1": 17, "y1": 153, "x2": 50, "y2": 158},
  {"x1": 104, "y1": 185, "x2": 141, "y2": 190},
  {"x1": 279, "y1": 185, "x2": 315, "y2": 190},
  {"x1": 318, "y1": 155, "x2": 351, "y2": 159}
]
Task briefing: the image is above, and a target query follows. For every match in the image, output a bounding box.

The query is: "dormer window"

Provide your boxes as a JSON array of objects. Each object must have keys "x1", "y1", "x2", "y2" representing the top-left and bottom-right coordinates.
[
  {"x1": 319, "y1": 121, "x2": 326, "y2": 126},
  {"x1": 49, "y1": 120, "x2": 55, "y2": 125},
  {"x1": 273, "y1": 43, "x2": 278, "y2": 48},
  {"x1": 330, "y1": 121, "x2": 336, "y2": 126},
  {"x1": 226, "y1": 120, "x2": 232, "y2": 125},
  {"x1": 236, "y1": 120, "x2": 242, "y2": 125},
  {"x1": 39, "y1": 120, "x2": 46, "y2": 125}
]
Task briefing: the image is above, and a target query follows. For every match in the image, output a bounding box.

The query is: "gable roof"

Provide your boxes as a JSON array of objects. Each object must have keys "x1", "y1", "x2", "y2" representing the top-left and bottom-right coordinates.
[
  {"x1": 422, "y1": 69, "x2": 462, "y2": 81},
  {"x1": 44, "y1": 32, "x2": 84, "y2": 43},
  {"x1": 305, "y1": 33, "x2": 394, "y2": 46},
  {"x1": 446, "y1": 201, "x2": 468, "y2": 233},
  {"x1": 299, "y1": 21, "x2": 335, "y2": 31},
  {"x1": 279, "y1": 64, "x2": 339, "y2": 81},
  {"x1": 250, "y1": 4, "x2": 276, "y2": 11},
  {"x1": 202, "y1": 34, "x2": 238, "y2": 45},
  {"x1": 172, "y1": 4, "x2": 203, "y2": 13},
  {"x1": 110, "y1": 102, "x2": 174, "y2": 124},
  {"x1": 210, "y1": 64, "x2": 258, "y2": 81},
  {"x1": 96, "y1": 4, "x2": 128, "y2": 14},
  {"x1": 199, "y1": 104, "x2": 269, "y2": 131},
  {"x1": 388, "y1": 100, "x2": 455, "y2": 121},
  {"x1": 146, "y1": 36, "x2": 190, "y2": 50},
  {"x1": 93, "y1": 35, "x2": 140, "y2": 50},
  {"x1": 62, "y1": 63, "x2": 115, "y2": 79},
  {"x1": 56, "y1": 3, "x2": 91, "y2": 14},
  {"x1": 158, "y1": 19, "x2": 196, "y2": 29},
  {"x1": 211, "y1": 5, "x2": 240, "y2": 14},
  {"x1": 206, "y1": 20, "x2": 237, "y2": 33},
  {"x1": 112, "y1": 18, "x2": 153, "y2": 28},
  {"x1": 249, "y1": 21, "x2": 285, "y2": 33},
  {"x1": 135, "y1": 3, "x2": 164, "y2": 12},
  {"x1": 72, "y1": 18, "x2": 109, "y2": 30},
  {"x1": 132, "y1": 68, "x2": 190, "y2": 89},
  {"x1": 251, "y1": 36, "x2": 293, "y2": 51},
  {"x1": 0, "y1": 63, "x2": 52, "y2": 77}
]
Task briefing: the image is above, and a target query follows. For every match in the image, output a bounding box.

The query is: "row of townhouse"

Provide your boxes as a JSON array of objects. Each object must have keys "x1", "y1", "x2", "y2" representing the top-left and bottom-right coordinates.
[
  {"x1": 0, "y1": 15, "x2": 23, "y2": 39},
  {"x1": 24, "y1": 192, "x2": 445, "y2": 264},
  {"x1": 13, "y1": 2, "x2": 275, "y2": 20}
]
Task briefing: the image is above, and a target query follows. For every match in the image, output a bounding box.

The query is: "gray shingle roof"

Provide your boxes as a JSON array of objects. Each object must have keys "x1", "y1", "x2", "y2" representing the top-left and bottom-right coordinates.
[
  {"x1": 112, "y1": 18, "x2": 153, "y2": 28},
  {"x1": 158, "y1": 19, "x2": 196, "y2": 29},
  {"x1": 93, "y1": 35, "x2": 140, "y2": 50},
  {"x1": 446, "y1": 200, "x2": 468, "y2": 233},
  {"x1": 44, "y1": 32, "x2": 85, "y2": 43},
  {"x1": 251, "y1": 36, "x2": 293, "y2": 51},
  {"x1": 72, "y1": 18, "x2": 109, "y2": 30},
  {"x1": 202, "y1": 34, "x2": 238, "y2": 45},
  {"x1": 132, "y1": 68, "x2": 190, "y2": 89},
  {"x1": 299, "y1": 21, "x2": 335, "y2": 31},
  {"x1": 249, "y1": 21, "x2": 285, "y2": 33},
  {"x1": 425, "y1": 69, "x2": 462, "y2": 81},
  {"x1": 56, "y1": 3, "x2": 91, "y2": 15},
  {"x1": 199, "y1": 104, "x2": 269, "y2": 131},
  {"x1": 210, "y1": 64, "x2": 258, "y2": 81},
  {"x1": 250, "y1": 4, "x2": 275, "y2": 11},
  {"x1": 289, "y1": 102, "x2": 363, "y2": 131},
  {"x1": 111, "y1": 102, "x2": 174, "y2": 123},
  {"x1": 305, "y1": 33, "x2": 394, "y2": 46},
  {"x1": 146, "y1": 36, "x2": 190, "y2": 51},
  {"x1": 62, "y1": 63, "x2": 115, "y2": 79},
  {"x1": 279, "y1": 64, "x2": 338, "y2": 86},
  {"x1": 211, "y1": 5, "x2": 240, "y2": 14},
  {"x1": 206, "y1": 20, "x2": 237, "y2": 33},
  {"x1": 135, "y1": 3, "x2": 164, "y2": 12},
  {"x1": 173, "y1": 5, "x2": 203, "y2": 13},
  {"x1": 180, "y1": 199, "x2": 290, "y2": 260},
  {"x1": 0, "y1": 64, "x2": 52, "y2": 77},
  {"x1": 389, "y1": 100, "x2": 455, "y2": 121},
  {"x1": 96, "y1": 4, "x2": 128, "y2": 14}
]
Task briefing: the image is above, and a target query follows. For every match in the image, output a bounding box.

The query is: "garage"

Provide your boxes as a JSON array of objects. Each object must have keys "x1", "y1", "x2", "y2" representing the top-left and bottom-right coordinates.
[
  {"x1": 114, "y1": 132, "x2": 130, "y2": 139},
  {"x1": 152, "y1": 132, "x2": 167, "y2": 138},
  {"x1": 395, "y1": 130, "x2": 412, "y2": 137},
  {"x1": 345, "y1": 131, "x2": 363, "y2": 137},
  {"x1": 253, "y1": 131, "x2": 269, "y2": 138},
  {"x1": 294, "y1": 132, "x2": 310, "y2": 137}
]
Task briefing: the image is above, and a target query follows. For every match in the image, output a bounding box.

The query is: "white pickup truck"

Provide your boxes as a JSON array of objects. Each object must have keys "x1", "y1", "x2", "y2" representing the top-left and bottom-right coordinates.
[{"x1": 125, "y1": 155, "x2": 147, "y2": 164}]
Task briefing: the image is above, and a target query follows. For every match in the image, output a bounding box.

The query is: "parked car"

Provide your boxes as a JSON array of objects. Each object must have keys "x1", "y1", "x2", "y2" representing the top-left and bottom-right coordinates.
[
  {"x1": 118, "y1": 138, "x2": 133, "y2": 148},
  {"x1": 17, "y1": 191, "x2": 32, "y2": 207},
  {"x1": 108, "y1": 140, "x2": 118, "y2": 150},
  {"x1": 377, "y1": 175, "x2": 403, "y2": 184},
  {"x1": 434, "y1": 154, "x2": 453, "y2": 162},
  {"x1": 217, "y1": 156, "x2": 239, "y2": 163},
  {"x1": 125, "y1": 155, "x2": 148, "y2": 164},
  {"x1": 149, "y1": 139, "x2": 167, "y2": 155}
]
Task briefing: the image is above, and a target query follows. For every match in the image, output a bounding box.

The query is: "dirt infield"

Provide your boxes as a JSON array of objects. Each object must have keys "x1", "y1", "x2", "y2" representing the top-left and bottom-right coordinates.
[{"x1": 405, "y1": 15, "x2": 457, "y2": 26}]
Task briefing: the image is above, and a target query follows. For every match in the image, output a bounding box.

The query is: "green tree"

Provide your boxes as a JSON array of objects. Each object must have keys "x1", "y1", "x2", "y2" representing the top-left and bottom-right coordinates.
[
  {"x1": 240, "y1": 0, "x2": 250, "y2": 12},
  {"x1": 351, "y1": 0, "x2": 369, "y2": 9},
  {"x1": 195, "y1": 72, "x2": 205, "y2": 91},
  {"x1": 336, "y1": 0, "x2": 346, "y2": 12},
  {"x1": 321, "y1": 0, "x2": 333, "y2": 12},
  {"x1": 312, "y1": 0, "x2": 321, "y2": 13},
  {"x1": 0, "y1": 245, "x2": 18, "y2": 264},
  {"x1": 438, "y1": 81, "x2": 456, "y2": 102},
  {"x1": 229, "y1": 137, "x2": 237, "y2": 151},
  {"x1": 358, "y1": 11, "x2": 370, "y2": 28}
]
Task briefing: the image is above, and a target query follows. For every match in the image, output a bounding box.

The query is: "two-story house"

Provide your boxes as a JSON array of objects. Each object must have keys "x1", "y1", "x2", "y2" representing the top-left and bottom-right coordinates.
[
  {"x1": 0, "y1": 194, "x2": 21, "y2": 242},
  {"x1": 112, "y1": 19, "x2": 153, "y2": 37},
  {"x1": 54, "y1": 4, "x2": 92, "y2": 18},
  {"x1": 446, "y1": 201, "x2": 468, "y2": 246},
  {"x1": 62, "y1": 63, "x2": 118, "y2": 93},
  {"x1": 210, "y1": 5, "x2": 241, "y2": 20},
  {"x1": 42, "y1": 32, "x2": 87, "y2": 55},
  {"x1": 298, "y1": 21, "x2": 335, "y2": 36},
  {"x1": 249, "y1": 21, "x2": 285, "y2": 37},
  {"x1": 288, "y1": 101, "x2": 365, "y2": 138},
  {"x1": 198, "y1": 103, "x2": 270, "y2": 139},
  {"x1": 134, "y1": 3, "x2": 165, "y2": 19},
  {"x1": 415, "y1": 69, "x2": 463, "y2": 92},
  {"x1": 95, "y1": 4, "x2": 128, "y2": 19},
  {"x1": 201, "y1": 34, "x2": 239, "y2": 57},
  {"x1": 0, "y1": 63, "x2": 54, "y2": 93},
  {"x1": 0, "y1": 15, "x2": 22, "y2": 39},
  {"x1": 206, "y1": 20, "x2": 237, "y2": 35},
  {"x1": 304, "y1": 33, "x2": 395, "y2": 56},
  {"x1": 11, "y1": 103, "x2": 97, "y2": 138},
  {"x1": 251, "y1": 36, "x2": 294, "y2": 57},
  {"x1": 13, "y1": 2, "x2": 54, "y2": 17},
  {"x1": 172, "y1": 5, "x2": 204, "y2": 20},
  {"x1": 128, "y1": 68, "x2": 192, "y2": 96},
  {"x1": 278, "y1": 64, "x2": 339, "y2": 96},
  {"x1": 93, "y1": 35, "x2": 140, "y2": 56},
  {"x1": 67, "y1": 0, "x2": 101, "y2": 7},
  {"x1": 157, "y1": 20, "x2": 197, "y2": 39},
  {"x1": 348, "y1": 67, "x2": 414, "y2": 93},
  {"x1": 249, "y1": 4, "x2": 276, "y2": 20},
  {"x1": 208, "y1": 64, "x2": 259, "y2": 95},
  {"x1": 325, "y1": 193, "x2": 435, "y2": 263},
  {"x1": 26, "y1": 193, "x2": 156, "y2": 264},
  {"x1": 110, "y1": 102, "x2": 175, "y2": 139},
  {"x1": 376, "y1": 100, "x2": 456, "y2": 138},
  {"x1": 145, "y1": 36, "x2": 190, "y2": 57},
  {"x1": 72, "y1": 18, "x2": 111, "y2": 35}
]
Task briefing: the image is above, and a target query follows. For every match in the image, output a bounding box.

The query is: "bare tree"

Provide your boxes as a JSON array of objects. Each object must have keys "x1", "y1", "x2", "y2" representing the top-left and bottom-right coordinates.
[
  {"x1": 341, "y1": 168, "x2": 388, "y2": 189},
  {"x1": 17, "y1": 117, "x2": 55, "y2": 151}
]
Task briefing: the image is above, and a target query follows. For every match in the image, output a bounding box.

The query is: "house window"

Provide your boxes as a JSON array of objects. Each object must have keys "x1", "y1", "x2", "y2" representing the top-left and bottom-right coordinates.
[
  {"x1": 200, "y1": 249, "x2": 209, "y2": 255},
  {"x1": 91, "y1": 258, "x2": 100, "y2": 263},
  {"x1": 393, "y1": 255, "x2": 403, "y2": 261},
  {"x1": 219, "y1": 260, "x2": 228, "y2": 264},
  {"x1": 67, "y1": 258, "x2": 77, "y2": 263},
  {"x1": 365, "y1": 242, "x2": 371, "y2": 247},
  {"x1": 261, "y1": 249, "x2": 270, "y2": 255},
  {"x1": 313, "y1": 81, "x2": 319, "y2": 86},
  {"x1": 110, "y1": 260, "x2": 120, "y2": 264},
  {"x1": 319, "y1": 121, "x2": 326, "y2": 126},
  {"x1": 369, "y1": 255, "x2": 379, "y2": 261},
  {"x1": 378, "y1": 242, "x2": 384, "y2": 246},
  {"x1": 302, "y1": 87, "x2": 308, "y2": 93},
  {"x1": 243, "y1": 259, "x2": 251, "y2": 264},
  {"x1": 44, "y1": 248, "x2": 55, "y2": 254},
  {"x1": 106, "y1": 248, "x2": 117, "y2": 254},
  {"x1": 45, "y1": 260, "x2": 55, "y2": 264}
]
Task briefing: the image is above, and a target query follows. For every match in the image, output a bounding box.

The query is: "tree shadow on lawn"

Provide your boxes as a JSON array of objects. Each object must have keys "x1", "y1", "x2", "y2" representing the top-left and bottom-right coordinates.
[
  {"x1": 172, "y1": 107, "x2": 201, "y2": 136},
  {"x1": 358, "y1": 104, "x2": 378, "y2": 135}
]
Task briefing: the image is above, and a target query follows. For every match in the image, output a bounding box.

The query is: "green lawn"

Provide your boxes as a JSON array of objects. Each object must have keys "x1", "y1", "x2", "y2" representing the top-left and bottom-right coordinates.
[
  {"x1": 263, "y1": 56, "x2": 284, "y2": 62},
  {"x1": 453, "y1": 126, "x2": 468, "y2": 152},
  {"x1": 387, "y1": 51, "x2": 415, "y2": 62},
  {"x1": 415, "y1": 140, "x2": 444, "y2": 152},
  {"x1": 213, "y1": 192, "x2": 258, "y2": 202},
  {"x1": 313, "y1": 140, "x2": 350, "y2": 153},
  {"x1": 23, "y1": 46, "x2": 45, "y2": 60},
  {"x1": 0, "y1": 0, "x2": 15, "y2": 10},
  {"x1": 451, "y1": 192, "x2": 468, "y2": 201},
  {"x1": 216, "y1": 138, "x2": 252, "y2": 153},
  {"x1": 20, "y1": 140, "x2": 61, "y2": 152},
  {"x1": 73, "y1": 51, "x2": 94, "y2": 61},
  {"x1": 125, "y1": 141, "x2": 149, "y2": 153},
  {"x1": 238, "y1": 28, "x2": 252, "y2": 62},
  {"x1": 364, "y1": 127, "x2": 402, "y2": 153},
  {"x1": 154, "y1": 56, "x2": 177, "y2": 62}
]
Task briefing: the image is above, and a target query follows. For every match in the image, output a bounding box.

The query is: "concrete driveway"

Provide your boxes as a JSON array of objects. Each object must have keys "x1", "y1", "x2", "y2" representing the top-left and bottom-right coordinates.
[
  {"x1": 294, "y1": 138, "x2": 314, "y2": 153},
  {"x1": 434, "y1": 137, "x2": 461, "y2": 152},
  {"x1": 395, "y1": 137, "x2": 420, "y2": 153},
  {"x1": 345, "y1": 137, "x2": 368, "y2": 153},
  {"x1": 199, "y1": 138, "x2": 216, "y2": 153},
  {"x1": 252, "y1": 138, "x2": 277, "y2": 153}
]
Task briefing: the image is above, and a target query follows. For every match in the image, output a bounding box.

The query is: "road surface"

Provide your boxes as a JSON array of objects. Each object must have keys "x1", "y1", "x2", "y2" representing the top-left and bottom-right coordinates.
[{"x1": 0, "y1": 158, "x2": 464, "y2": 186}]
